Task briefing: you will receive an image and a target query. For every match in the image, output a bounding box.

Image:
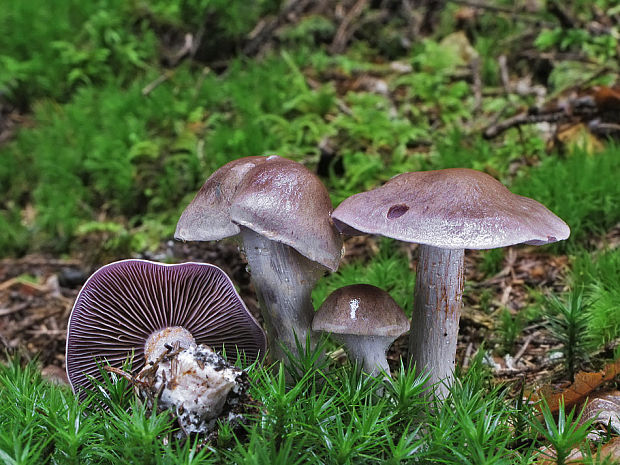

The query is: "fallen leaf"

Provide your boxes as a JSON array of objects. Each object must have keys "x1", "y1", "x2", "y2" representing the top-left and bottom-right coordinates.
[{"x1": 533, "y1": 358, "x2": 620, "y2": 414}]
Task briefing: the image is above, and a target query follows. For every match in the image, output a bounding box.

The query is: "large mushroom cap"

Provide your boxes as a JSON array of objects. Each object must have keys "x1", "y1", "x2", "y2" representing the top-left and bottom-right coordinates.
[
  {"x1": 312, "y1": 284, "x2": 409, "y2": 337},
  {"x1": 332, "y1": 168, "x2": 570, "y2": 250},
  {"x1": 175, "y1": 155, "x2": 342, "y2": 272},
  {"x1": 230, "y1": 156, "x2": 343, "y2": 271},
  {"x1": 66, "y1": 259, "x2": 266, "y2": 394},
  {"x1": 175, "y1": 156, "x2": 267, "y2": 241}
]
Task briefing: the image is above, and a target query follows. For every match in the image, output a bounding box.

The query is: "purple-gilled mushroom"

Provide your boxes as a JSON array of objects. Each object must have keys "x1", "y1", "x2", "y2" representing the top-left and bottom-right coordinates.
[
  {"x1": 331, "y1": 168, "x2": 570, "y2": 398},
  {"x1": 175, "y1": 156, "x2": 343, "y2": 362},
  {"x1": 312, "y1": 284, "x2": 409, "y2": 377},
  {"x1": 66, "y1": 259, "x2": 266, "y2": 432}
]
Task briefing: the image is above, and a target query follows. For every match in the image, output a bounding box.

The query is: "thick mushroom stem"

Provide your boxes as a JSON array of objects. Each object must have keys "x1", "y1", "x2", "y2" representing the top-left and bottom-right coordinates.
[
  {"x1": 240, "y1": 227, "x2": 324, "y2": 362},
  {"x1": 144, "y1": 326, "x2": 196, "y2": 363},
  {"x1": 334, "y1": 334, "x2": 392, "y2": 377},
  {"x1": 408, "y1": 245, "x2": 464, "y2": 399}
]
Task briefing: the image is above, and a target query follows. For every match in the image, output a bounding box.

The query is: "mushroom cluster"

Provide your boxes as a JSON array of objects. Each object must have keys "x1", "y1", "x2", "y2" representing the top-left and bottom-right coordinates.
[
  {"x1": 66, "y1": 259, "x2": 266, "y2": 420},
  {"x1": 176, "y1": 155, "x2": 343, "y2": 361},
  {"x1": 67, "y1": 160, "x2": 571, "y2": 412}
]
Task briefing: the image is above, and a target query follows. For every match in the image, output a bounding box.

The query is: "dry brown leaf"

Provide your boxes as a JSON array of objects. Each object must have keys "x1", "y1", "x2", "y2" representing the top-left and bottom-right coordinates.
[{"x1": 533, "y1": 358, "x2": 620, "y2": 413}]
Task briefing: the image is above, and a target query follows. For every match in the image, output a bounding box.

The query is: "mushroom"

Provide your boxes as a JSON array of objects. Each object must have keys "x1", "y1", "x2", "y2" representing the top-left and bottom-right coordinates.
[
  {"x1": 175, "y1": 156, "x2": 343, "y2": 361},
  {"x1": 331, "y1": 168, "x2": 570, "y2": 398},
  {"x1": 66, "y1": 259, "x2": 266, "y2": 397},
  {"x1": 312, "y1": 284, "x2": 409, "y2": 377}
]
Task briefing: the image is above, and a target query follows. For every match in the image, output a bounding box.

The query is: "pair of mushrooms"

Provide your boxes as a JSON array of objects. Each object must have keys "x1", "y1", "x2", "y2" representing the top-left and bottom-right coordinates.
[{"x1": 176, "y1": 156, "x2": 569, "y2": 397}]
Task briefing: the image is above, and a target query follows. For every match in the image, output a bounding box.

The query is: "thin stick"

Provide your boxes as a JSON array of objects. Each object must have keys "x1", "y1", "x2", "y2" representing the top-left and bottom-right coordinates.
[
  {"x1": 142, "y1": 71, "x2": 173, "y2": 96},
  {"x1": 513, "y1": 333, "x2": 535, "y2": 363}
]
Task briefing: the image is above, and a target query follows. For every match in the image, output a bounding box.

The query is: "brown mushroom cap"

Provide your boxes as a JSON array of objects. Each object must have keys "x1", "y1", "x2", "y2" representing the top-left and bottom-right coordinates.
[
  {"x1": 312, "y1": 284, "x2": 409, "y2": 337},
  {"x1": 230, "y1": 156, "x2": 342, "y2": 271},
  {"x1": 331, "y1": 168, "x2": 570, "y2": 250},
  {"x1": 175, "y1": 155, "x2": 342, "y2": 271},
  {"x1": 175, "y1": 156, "x2": 267, "y2": 242},
  {"x1": 66, "y1": 260, "x2": 266, "y2": 394}
]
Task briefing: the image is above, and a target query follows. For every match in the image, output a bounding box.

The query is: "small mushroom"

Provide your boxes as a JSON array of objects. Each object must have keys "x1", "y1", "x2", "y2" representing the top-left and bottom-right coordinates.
[
  {"x1": 66, "y1": 259, "x2": 266, "y2": 397},
  {"x1": 332, "y1": 168, "x2": 570, "y2": 398},
  {"x1": 176, "y1": 156, "x2": 343, "y2": 361},
  {"x1": 312, "y1": 284, "x2": 409, "y2": 377}
]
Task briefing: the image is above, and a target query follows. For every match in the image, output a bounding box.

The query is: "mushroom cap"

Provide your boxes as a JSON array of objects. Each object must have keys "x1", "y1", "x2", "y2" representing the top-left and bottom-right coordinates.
[
  {"x1": 175, "y1": 156, "x2": 267, "y2": 242},
  {"x1": 65, "y1": 259, "x2": 266, "y2": 394},
  {"x1": 312, "y1": 284, "x2": 409, "y2": 337},
  {"x1": 230, "y1": 156, "x2": 342, "y2": 271},
  {"x1": 175, "y1": 155, "x2": 342, "y2": 272},
  {"x1": 332, "y1": 168, "x2": 570, "y2": 250}
]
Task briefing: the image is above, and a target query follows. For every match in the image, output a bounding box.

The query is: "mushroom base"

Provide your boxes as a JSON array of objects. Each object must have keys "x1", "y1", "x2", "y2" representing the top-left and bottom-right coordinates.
[
  {"x1": 408, "y1": 245, "x2": 464, "y2": 399},
  {"x1": 137, "y1": 344, "x2": 251, "y2": 435},
  {"x1": 240, "y1": 227, "x2": 324, "y2": 362}
]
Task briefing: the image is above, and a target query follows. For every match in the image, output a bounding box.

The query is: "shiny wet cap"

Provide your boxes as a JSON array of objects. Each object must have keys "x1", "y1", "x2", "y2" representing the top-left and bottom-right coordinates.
[
  {"x1": 312, "y1": 284, "x2": 409, "y2": 337},
  {"x1": 230, "y1": 156, "x2": 342, "y2": 271},
  {"x1": 175, "y1": 156, "x2": 267, "y2": 241},
  {"x1": 175, "y1": 156, "x2": 342, "y2": 271},
  {"x1": 332, "y1": 168, "x2": 570, "y2": 250}
]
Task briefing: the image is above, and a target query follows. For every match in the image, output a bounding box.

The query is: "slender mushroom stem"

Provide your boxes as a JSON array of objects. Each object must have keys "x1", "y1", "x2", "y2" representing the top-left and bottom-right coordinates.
[
  {"x1": 334, "y1": 334, "x2": 392, "y2": 378},
  {"x1": 240, "y1": 226, "x2": 324, "y2": 362},
  {"x1": 408, "y1": 245, "x2": 464, "y2": 399}
]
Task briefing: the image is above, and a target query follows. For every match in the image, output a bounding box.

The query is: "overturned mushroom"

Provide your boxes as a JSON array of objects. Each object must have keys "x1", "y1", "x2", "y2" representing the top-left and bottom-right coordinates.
[
  {"x1": 176, "y1": 156, "x2": 343, "y2": 361},
  {"x1": 332, "y1": 168, "x2": 570, "y2": 398},
  {"x1": 66, "y1": 259, "x2": 266, "y2": 431},
  {"x1": 312, "y1": 284, "x2": 409, "y2": 377}
]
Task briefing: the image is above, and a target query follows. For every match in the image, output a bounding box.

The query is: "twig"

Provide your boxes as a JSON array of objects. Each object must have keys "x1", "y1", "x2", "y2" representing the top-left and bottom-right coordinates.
[
  {"x1": 483, "y1": 94, "x2": 599, "y2": 139},
  {"x1": 498, "y1": 55, "x2": 510, "y2": 94},
  {"x1": 471, "y1": 57, "x2": 482, "y2": 116},
  {"x1": 242, "y1": 0, "x2": 314, "y2": 56},
  {"x1": 142, "y1": 71, "x2": 173, "y2": 96},
  {"x1": 513, "y1": 333, "x2": 535, "y2": 364},
  {"x1": 330, "y1": 0, "x2": 369, "y2": 54},
  {"x1": 447, "y1": 0, "x2": 555, "y2": 26},
  {"x1": 0, "y1": 303, "x2": 29, "y2": 316},
  {"x1": 462, "y1": 342, "x2": 474, "y2": 368}
]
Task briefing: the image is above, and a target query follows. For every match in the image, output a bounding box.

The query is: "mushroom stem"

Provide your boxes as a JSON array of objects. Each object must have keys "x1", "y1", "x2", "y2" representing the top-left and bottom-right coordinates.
[
  {"x1": 334, "y1": 334, "x2": 392, "y2": 378},
  {"x1": 144, "y1": 326, "x2": 196, "y2": 363},
  {"x1": 408, "y1": 245, "x2": 464, "y2": 399},
  {"x1": 240, "y1": 227, "x2": 324, "y2": 362}
]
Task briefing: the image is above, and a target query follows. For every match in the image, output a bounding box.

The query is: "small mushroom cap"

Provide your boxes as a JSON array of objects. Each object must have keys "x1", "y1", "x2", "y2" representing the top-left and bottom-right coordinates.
[
  {"x1": 312, "y1": 284, "x2": 409, "y2": 337},
  {"x1": 66, "y1": 259, "x2": 266, "y2": 394},
  {"x1": 230, "y1": 156, "x2": 343, "y2": 271},
  {"x1": 332, "y1": 168, "x2": 570, "y2": 250},
  {"x1": 175, "y1": 156, "x2": 267, "y2": 241}
]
